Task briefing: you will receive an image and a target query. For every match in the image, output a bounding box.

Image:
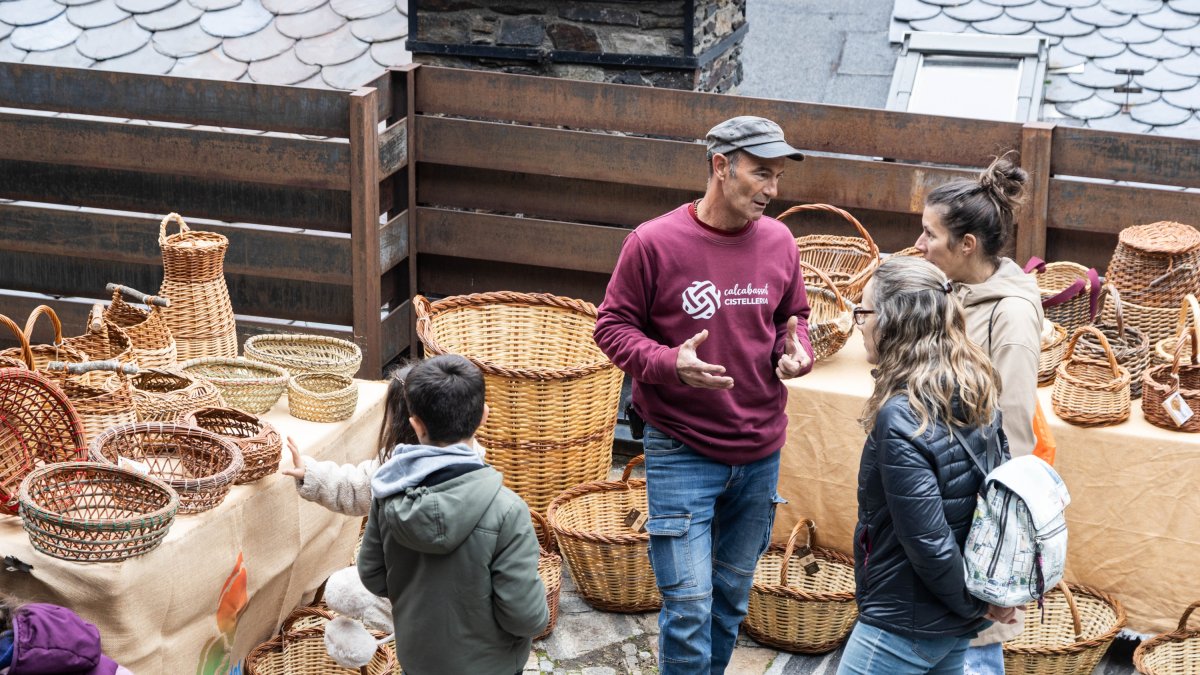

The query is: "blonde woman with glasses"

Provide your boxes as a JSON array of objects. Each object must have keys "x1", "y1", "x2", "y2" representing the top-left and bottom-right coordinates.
[{"x1": 837, "y1": 256, "x2": 1018, "y2": 675}]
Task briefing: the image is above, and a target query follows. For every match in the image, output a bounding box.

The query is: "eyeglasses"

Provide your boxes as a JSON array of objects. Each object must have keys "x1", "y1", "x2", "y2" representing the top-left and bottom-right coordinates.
[{"x1": 852, "y1": 306, "x2": 875, "y2": 327}]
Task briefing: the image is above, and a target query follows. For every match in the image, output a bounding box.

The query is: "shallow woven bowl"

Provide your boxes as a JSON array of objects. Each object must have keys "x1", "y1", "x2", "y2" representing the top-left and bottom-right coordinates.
[
  {"x1": 243, "y1": 334, "x2": 362, "y2": 378},
  {"x1": 183, "y1": 407, "x2": 282, "y2": 484},
  {"x1": 287, "y1": 373, "x2": 358, "y2": 423},
  {"x1": 180, "y1": 357, "x2": 288, "y2": 414}
]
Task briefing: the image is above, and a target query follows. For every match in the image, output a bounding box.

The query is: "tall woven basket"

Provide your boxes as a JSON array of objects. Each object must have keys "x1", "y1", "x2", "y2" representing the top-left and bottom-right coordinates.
[
  {"x1": 157, "y1": 213, "x2": 238, "y2": 361},
  {"x1": 1143, "y1": 296, "x2": 1200, "y2": 432},
  {"x1": 801, "y1": 261, "x2": 853, "y2": 362},
  {"x1": 1076, "y1": 285, "x2": 1151, "y2": 399},
  {"x1": 546, "y1": 456, "x2": 661, "y2": 613},
  {"x1": 531, "y1": 509, "x2": 562, "y2": 641},
  {"x1": 778, "y1": 203, "x2": 879, "y2": 303},
  {"x1": 1133, "y1": 600, "x2": 1200, "y2": 675},
  {"x1": 104, "y1": 284, "x2": 177, "y2": 369},
  {"x1": 744, "y1": 519, "x2": 857, "y2": 654},
  {"x1": 1107, "y1": 221, "x2": 1200, "y2": 309},
  {"x1": 1003, "y1": 582, "x2": 1126, "y2": 675},
  {"x1": 414, "y1": 292, "x2": 624, "y2": 514},
  {"x1": 1051, "y1": 326, "x2": 1131, "y2": 426}
]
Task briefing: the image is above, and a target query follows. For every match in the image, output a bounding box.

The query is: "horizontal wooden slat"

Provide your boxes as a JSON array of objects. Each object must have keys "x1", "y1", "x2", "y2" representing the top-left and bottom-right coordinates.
[
  {"x1": 1045, "y1": 228, "x2": 1118, "y2": 273},
  {"x1": 415, "y1": 66, "x2": 1022, "y2": 168},
  {"x1": 1048, "y1": 179, "x2": 1200, "y2": 235},
  {"x1": 0, "y1": 113, "x2": 350, "y2": 190},
  {"x1": 0, "y1": 205, "x2": 351, "y2": 285},
  {"x1": 0, "y1": 62, "x2": 351, "y2": 137},
  {"x1": 379, "y1": 210, "x2": 409, "y2": 274},
  {"x1": 379, "y1": 119, "x2": 408, "y2": 179},
  {"x1": 416, "y1": 208, "x2": 625, "y2": 274},
  {"x1": 0, "y1": 160, "x2": 352, "y2": 232},
  {"x1": 418, "y1": 255, "x2": 611, "y2": 306},
  {"x1": 1051, "y1": 126, "x2": 1200, "y2": 188},
  {"x1": 380, "y1": 300, "x2": 411, "y2": 368}
]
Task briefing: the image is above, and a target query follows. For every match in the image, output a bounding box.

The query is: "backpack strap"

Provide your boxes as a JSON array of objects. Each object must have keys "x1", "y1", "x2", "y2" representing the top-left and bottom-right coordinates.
[{"x1": 950, "y1": 423, "x2": 1000, "y2": 480}]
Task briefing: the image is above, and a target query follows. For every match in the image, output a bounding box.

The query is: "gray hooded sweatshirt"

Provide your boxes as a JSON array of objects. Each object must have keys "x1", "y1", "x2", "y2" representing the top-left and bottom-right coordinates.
[{"x1": 357, "y1": 443, "x2": 548, "y2": 675}]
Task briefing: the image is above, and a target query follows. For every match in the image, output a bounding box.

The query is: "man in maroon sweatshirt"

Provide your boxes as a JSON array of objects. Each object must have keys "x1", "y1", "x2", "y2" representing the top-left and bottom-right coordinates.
[{"x1": 594, "y1": 116, "x2": 814, "y2": 673}]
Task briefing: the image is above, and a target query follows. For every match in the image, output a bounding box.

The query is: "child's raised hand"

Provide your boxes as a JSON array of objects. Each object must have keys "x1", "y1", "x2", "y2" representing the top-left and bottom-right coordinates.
[{"x1": 280, "y1": 436, "x2": 306, "y2": 481}]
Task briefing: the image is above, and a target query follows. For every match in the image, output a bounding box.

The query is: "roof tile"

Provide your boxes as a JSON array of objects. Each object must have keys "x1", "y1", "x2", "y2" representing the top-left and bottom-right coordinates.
[
  {"x1": 909, "y1": 13, "x2": 970, "y2": 31},
  {"x1": 329, "y1": 0, "x2": 391, "y2": 20},
  {"x1": 1163, "y1": 81, "x2": 1200, "y2": 106},
  {"x1": 0, "y1": 23, "x2": 11, "y2": 41},
  {"x1": 1095, "y1": 84, "x2": 1160, "y2": 103},
  {"x1": 1045, "y1": 73, "x2": 1096, "y2": 100},
  {"x1": 93, "y1": 40, "x2": 175, "y2": 73},
  {"x1": 980, "y1": 0, "x2": 1037, "y2": 6},
  {"x1": 1163, "y1": 49, "x2": 1200, "y2": 74},
  {"x1": 188, "y1": 0, "x2": 239, "y2": 10},
  {"x1": 276, "y1": 3, "x2": 346, "y2": 40},
  {"x1": 1038, "y1": 13, "x2": 1096, "y2": 35},
  {"x1": 1058, "y1": 93, "x2": 1122, "y2": 117},
  {"x1": 369, "y1": 35, "x2": 409, "y2": 67},
  {"x1": 1141, "y1": 5, "x2": 1200, "y2": 29},
  {"x1": 1130, "y1": 96, "x2": 1194, "y2": 123},
  {"x1": 0, "y1": 0, "x2": 64, "y2": 27},
  {"x1": 1100, "y1": 19, "x2": 1162, "y2": 42},
  {"x1": 1100, "y1": 0, "x2": 1163, "y2": 13},
  {"x1": 1070, "y1": 3, "x2": 1133, "y2": 26},
  {"x1": 923, "y1": 0, "x2": 972, "y2": 6},
  {"x1": 1093, "y1": 46, "x2": 1158, "y2": 70},
  {"x1": 0, "y1": 38, "x2": 29, "y2": 61},
  {"x1": 944, "y1": 1, "x2": 1005, "y2": 21},
  {"x1": 67, "y1": 2, "x2": 132, "y2": 29},
  {"x1": 262, "y1": 0, "x2": 327, "y2": 14},
  {"x1": 171, "y1": 45, "x2": 247, "y2": 79},
  {"x1": 223, "y1": 21, "x2": 294, "y2": 61},
  {"x1": 151, "y1": 17, "x2": 221, "y2": 56},
  {"x1": 134, "y1": 0, "x2": 203, "y2": 31},
  {"x1": 1151, "y1": 113, "x2": 1200, "y2": 137},
  {"x1": 22, "y1": 44, "x2": 93, "y2": 67},
  {"x1": 1006, "y1": 1, "x2": 1068, "y2": 21},
  {"x1": 1166, "y1": 24, "x2": 1200, "y2": 45},
  {"x1": 1045, "y1": 0, "x2": 1100, "y2": 7},
  {"x1": 77, "y1": 16, "x2": 149, "y2": 59},
  {"x1": 246, "y1": 47, "x2": 319, "y2": 84},
  {"x1": 320, "y1": 48, "x2": 377, "y2": 88},
  {"x1": 349, "y1": 7, "x2": 404, "y2": 43},
  {"x1": 291, "y1": 70, "x2": 328, "y2": 88},
  {"x1": 894, "y1": 0, "x2": 942, "y2": 21},
  {"x1": 1060, "y1": 30, "x2": 1125, "y2": 55},
  {"x1": 1049, "y1": 41, "x2": 1088, "y2": 65},
  {"x1": 115, "y1": 0, "x2": 180, "y2": 14},
  {"x1": 1129, "y1": 36, "x2": 1192, "y2": 57},
  {"x1": 1069, "y1": 59, "x2": 1132, "y2": 85},
  {"x1": 1171, "y1": 0, "x2": 1200, "y2": 14},
  {"x1": 199, "y1": 0, "x2": 272, "y2": 38},
  {"x1": 11, "y1": 12, "x2": 81, "y2": 51},
  {"x1": 294, "y1": 22, "x2": 364, "y2": 66},
  {"x1": 977, "y1": 13, "x2": 1035, "y2": 32},
  {"x1": 1086, "y1": 112, "x2": 1154, "y2": 131},
  {"x1": 1136, "y1": 61, "x2": 1198, "y2": 88},
  {"x1": 58, "y1": 0, "x2": 110, "y2": 5}
]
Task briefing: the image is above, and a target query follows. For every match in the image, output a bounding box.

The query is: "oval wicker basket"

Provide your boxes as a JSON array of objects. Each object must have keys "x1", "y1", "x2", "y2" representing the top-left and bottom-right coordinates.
[
  {"x1": 89, "y1": 422, "x2": 243, "y2": 514},
  {"x1": 46, "y1": 361, "x2": 139, "y2": 446},
  {"x1": 180, "y1": 357, "x2": 288, "y2": 414},
  {"x1": 1051, "y1": 326, "x2": 1131, "y2": 427},
  {"x1": 18, "y1": 461, "x2": 178, "y2": 562},
  {"x1": 129, "y1": 368, "x2": 225, "y2": 423},
  {"x1": 104, "y1": 284, "x2": 177, "y2": 369},
  {"x1": 415, "y1": 291, "x2": 623, "y2": 514},
  {"x1": 1025, "y1": 258, "x2": 1101, "y2": 335},
  {"x1": 1143, "y1": 296, "x2": 1200, "y2": 432},
  {"x1": 1076, "y1": 285, "x2": 1151, "y2": 399},
  {"x1": 1107, "y1": 221, "x2": 1200, "y2": 309},
  {"x1": 531, "y1": 509, "x2": 562, "y2": 641},
  {"x1": 1038, "y1": 321, "x2": 1068, "y2": 387},
  {"x1": 779, "y1": 203, "x2": 879, "y2": 303},
  {"x1": 244, "y1": 606, "x2": 397, "y2": 675},
  {"x1": 1, "y1": 304, "x2": 89, "y2": 372},
  {"x1": 744, "y1": 519, "x2": 857, "y2": 654},
  {"x1": 1133, "y1": 600, "x2": 1200, "y2": 675},
  {"x1": 183, "y1": 407, "x2": 282, "y2": 484},
  {"x1": 1003, "y1": 581, "x2": 1126, "y2": 675},
  {"x1": 243, "y1": 334, "x2": 363, "y2": 378},
  {"x1": 288, "y1": 373, "x2": 358, "y2": 423},
  {"x1": 546, "y1": 455, "x2": 661, "y2": 613},
  {"x1": 801, "y1": 261, "x2": 853, "y2": 362}
]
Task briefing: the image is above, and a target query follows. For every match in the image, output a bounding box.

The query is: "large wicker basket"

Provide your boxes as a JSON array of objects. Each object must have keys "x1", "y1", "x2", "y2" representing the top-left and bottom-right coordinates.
[
  {"x1": 18, "y1": 461, "x2": 178, "y2": 562},
  {"x1": 1003, "y1": 582, "x2": 1126, "y2": 675},
  {"x1": 157, "y1": 213, "x2": 238, "y2": 360},
  {"x1": 104, "y1": 284, "x2": 177, "y2": 369},
  {"x1": 45, "y1": 360, "x2": 140, "y2": 446},
  {"x1": 531, "y1": 509, "x2": 562, "y2": 641},
  {"x1": 744, "y1": 519, "x2": 857, "y2": 654},
  {"x1": 801, "y1": 261, "x2": 853, "y2": 362},
  {"x1": 1107, "y1": 221, "x2": 1200, "y2": 309},
  {"x1": 244, "y1": 606, "x2": 397, "y2": 675},
  {"x1": 1153, "y1": 294, "x2": 1200, "y2": 366},
  {"x1": 1077, "y1": 285, "x2": 1151, "y2": 399},
  {"x1": 1051, "y1": 326, "x2": 1131, "y2": 427},
  {"x1": 1024, "y1": 257, "x2": 1101, "y2": 335},
  {"x1": 288, "y1": 373, "x2": 359, "y2": 423},
  {"x1": 546, "y1": 456, "x2": 660, "y2": 613},
  {"x1": 415, "y1": 292, "x2": 624, "y2": 514},
  {"x1": 180, "y1": 357, "x2": 288, "y2": 414},
  {"x1": 779, "y1": 203, "x2": 879, "y2": 303},
  {"x1": 183, "y1": 407, "x2": 283, "y2": 484},
  {"x1": 67, "y1": 305, "x2": 135, "y2": 369},
  {"x1": 89, "y1": 422, "x2": 243, "y2": 514},
  {"x1": 129, "y1": 368, "x2": 225, "y2": 423},
  {"x1": 1143, "y1": 297, "x2": 1200, "y2": 432},
  {"x1": 1038, "y1": 321, "x2": 1068, "y2": 387},
  {"x1": 243, "y1": 334, "x2": 363, "y2": 378},
  {"x1": 1133, "y1": 600, "x2": 1200, "y2": 675}
]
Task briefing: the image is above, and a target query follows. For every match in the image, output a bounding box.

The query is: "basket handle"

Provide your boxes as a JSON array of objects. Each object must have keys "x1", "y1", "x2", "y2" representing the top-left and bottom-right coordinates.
[
  {"x1": 1175, "y1": 600, "x2": 1200, "y2": 632},
  {"x1": 1098, "y1": 284, "x2": 1126, "y2": 339},
  {"x1": 107, "y1": 283, "x2": 171, "y2": 308},
  {"x1": 620, "y1": 455, "x2": 644, "y2": 483},
  {"x1": 158, "y1": 212, "x2": 190, "y2": 245},
  {"x1": 798, "y1": 260, "x2": 849, "y2": 313},
  {"x1": 1022, "y1": 256, "x2": 1046, "y2": 274},
  {"x1": 87, "y1": 304, "x2": 104, "y2": 333},
  {"x1": 530, "y1": 508, "x2": 556, "y2": 554},
  {"x1": 777, "y1": 203, "x2": 879, "y2": 260},
  {"x1": 1169, "y1": 295, "x2": 1200, "y2": 375},
  {"x1": 1087, "y1": 268, "x2": 1101, "y2": 320},
  {"x1": 1056, "y1": 582, "x2": 1085, "y2": 643},
  {"x1": 778, "y1": 518, "x2": 816, "y2": 585},
  {"x1": 22, "y1": 305, "x2": 65, "y2": 346},
  {"x1": 47, "y1": 360, "x2": 139, "y2": 376},
  {"x1": 279, "y1": 605, "x2": 335, "y2": 634},
  {"x1": 1065, "y1": 326, "x2": 1122, "y2": 378},
  {"x1": 0, "y1": 314, "x2": 34, "y2": 369}
]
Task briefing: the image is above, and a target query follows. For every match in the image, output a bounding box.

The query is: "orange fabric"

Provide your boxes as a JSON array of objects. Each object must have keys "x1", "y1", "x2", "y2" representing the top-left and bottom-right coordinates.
[{"x1": 1032, "y1": 401, "x2": 1056, "y2": 465}]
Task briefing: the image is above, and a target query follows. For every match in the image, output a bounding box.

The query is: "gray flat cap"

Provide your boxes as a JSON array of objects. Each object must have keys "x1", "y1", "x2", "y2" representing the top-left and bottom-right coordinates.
[{"x1": 705, "y1": 116, "x2": 804, "y2": 161}]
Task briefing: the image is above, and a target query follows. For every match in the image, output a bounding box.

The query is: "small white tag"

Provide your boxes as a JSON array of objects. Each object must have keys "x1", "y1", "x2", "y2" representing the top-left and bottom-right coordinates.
[
  {"x1": 834, "y1": 311, "x2": 853, "y2": 334},
  {"x1": 1163, "y1": 391, "x2": 1194, "y2": 427},
  {"x1": 117, "y1": 456, "x2": 151, "y2": 476}
]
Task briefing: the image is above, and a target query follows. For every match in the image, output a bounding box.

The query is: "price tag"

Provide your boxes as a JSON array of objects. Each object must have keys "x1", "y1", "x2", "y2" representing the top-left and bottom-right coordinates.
[
  {"x1": 795, "y1": 545, "x2": 820, "y2": 575},
  {"x1": 118, "y1": 456, "x2": 151, "y2": 476},
  {"x1": 623, "y1": 508, "x2": 648, "y2": 534},
  {"x1": 1163, "y1": 391, "x2": 1194, "y2": 427}
]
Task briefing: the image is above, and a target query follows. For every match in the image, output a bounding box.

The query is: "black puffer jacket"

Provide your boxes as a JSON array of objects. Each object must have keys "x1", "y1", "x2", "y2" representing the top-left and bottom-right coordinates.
[{"x1": 853, "y1": 393, "x2": 1004, "y2": 639}]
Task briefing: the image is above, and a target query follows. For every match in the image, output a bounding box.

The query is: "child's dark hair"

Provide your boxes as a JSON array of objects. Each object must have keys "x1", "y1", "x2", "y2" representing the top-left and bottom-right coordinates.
[
  {"x1": 404, "y1": 354, "x2": 485, "y2": 446},
  {"x1": 925, "y1": 153, "x2": 1028, "y2": 263},
  {"x1": 0, "y1": 592, "x2": 21, "y2": 631},
  {"x1": 378, "y1": 361, "x2": 419, "y2": 464}
]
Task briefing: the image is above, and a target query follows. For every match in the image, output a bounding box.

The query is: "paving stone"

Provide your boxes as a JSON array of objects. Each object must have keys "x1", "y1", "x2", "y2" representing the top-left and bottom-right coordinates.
[
  {"x1": 539, "y1": 609, "x2": 647, "y2": 662},
  {"x1": 262, "y1": 0, "x2": 326, "y2": 13},
  {"x1": 1095, "y1": 85, "x2": 1160, "y2": 104},
  {"x1": 319, "y1": 49, "x2": 379, "y2": 88},
  {"x1": 247, "y1": 47, "x2": 319, "y2": 84},
  {"x1": 1045, "y1": 0, "x2": 1100, "y2": 6},
  {"x1": 348, "y1": 6, "x2": 404, "y2": 42},
  {"x1": 276, "y1": 2, "x2": 346, "y2": 39},
  {"x1": 580, "y1": 668, "x2": 616, "y2": 675},
  {"x1": 330, "y1": 0, "x2": 390, "y2": 20},
  {"x1": 152, "y1": 19, "x2": 221, "y2": 56},
  {"x1": 1166, "y1": 24, "x2": 1200, "y2": 46},
  {"x1": 188, "y1": 0, "x2": 238, "y2": 9},
  {"x1": 295, "y1": 22, "x2": 365, "y2": 65},
  {"x1": 10, "y1": 12, "x2": 81, "y2": 50},
  {"x1": 1093, "y1": 46, "x2": 1158, "y2": 71},
  {"x1": 22, "y1": 44, "x2": 93, "y2": 67},
  {"x1": 1038, "y1": 12, "x2": 1097, "y2": 35},
  {"x1": 1101, "y1": 18, "x2": 1162, "y2": 42},
  {"x1": 116, "y1": 0, "x2": 178, "y2": 14},
  {"x1": 1045, "y1": 72, "x2": 1098, "y2": 100},
  {"x1": 894, "y1": 0, "x2": 942, "y2": 21},
  {"x1": 66, "y1": 1, "x2": 131, "y2": 29},
  {"x1": 200, "y1": 0, "x2": 272, "y2": 37},
  {"x1": 975, "y1": 13, "x2": 1034, "y2": 32},
  {"x1": 1071, "y1": 2, "x2": 1133, "y2": 26},
  {"x1": 981, "y1": 0, "x2": 1036, "y2": 6},
  {"x1": 1164, "y1": 81, "x2": 1200, "y2": 107},
  {"x1": 909, "y1": 12, "x2": 969, "y2": 31},
  {"x1": 76, "y1": 16, "x2": 149, "y2": 59},
  {"x1": 369, "y1": 36, "x2": 409, "y2": 66},
  {"x1": 1049, "y1": 40, "x2": 1088, "y2": 66},
  {"x1": 0, "y1": 38, "x2": 28, "y2": 61},
  {"x1": 1129, "y1": 37, "x2": 1192, "y2": 57},
  {"x1": 1163, "y1": 50, "x2": 1200, "y2": 74},
  {"x1": 1060, "y1": 29, "x2": 1126, "y2": 55},
  {"x1": 1130, "y1": 96, "x2": 1195, "y2": 123},
  {"x1": 94, "y1": 40, "x2": 175, "y2": 73},
  {"x1": 1172, "y1": 0, "x2": 1200, "y2": 14},
  {"x1": 1069, "y1": 60, "x2": 1131, "y2": 85},
  {"x1": 1006, "y1": 1, "x2": 1068, "y2": 21},
  {"x1": 171, "y1": 45, "x2": 247, "y2": 79},
  {"x1": 134, "y1": 0, "x2": 201, "y2": 30},
  {"x1": 944, "y1": 1, "x2": 1005, "y2": 21},
  {"x1": 222, "y1": 21, "x2": 293, "y2": 61},
  {"x1": 1137, "y1": 61, "x2": 1198, "y2": 89},
  {"x1": 0, "y1": 0, "x2": 64, "y2": 27},
  {"x1": 1101, "y1": 0, "x2": 1161, "y2": 13}
]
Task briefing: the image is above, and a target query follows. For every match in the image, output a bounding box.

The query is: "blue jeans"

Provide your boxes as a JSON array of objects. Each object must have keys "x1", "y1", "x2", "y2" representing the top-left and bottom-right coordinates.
[
  {"x1": 964, "y1": 643, "x2": 1005, "y2": 675},
  {"x1": 642, "y1": 424, "x2": 782, "y2": 675},
  {"x1": 837, "y1": 622, "x2": 972, "y2": 675}
]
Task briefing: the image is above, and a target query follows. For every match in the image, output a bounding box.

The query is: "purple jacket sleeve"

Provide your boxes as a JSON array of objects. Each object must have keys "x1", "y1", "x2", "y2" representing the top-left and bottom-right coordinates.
[
  {"x1": 772, "y1": 256, "x2": 814, "y2": 376},
  {"x1": 593, "y1": 232, "x2": 681, "y2": 385}
]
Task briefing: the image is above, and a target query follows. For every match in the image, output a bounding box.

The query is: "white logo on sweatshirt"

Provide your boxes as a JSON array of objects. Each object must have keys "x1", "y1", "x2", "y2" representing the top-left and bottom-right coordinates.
[{"x1": 682, "y1": 280, "x2": 721, "y2": 319}]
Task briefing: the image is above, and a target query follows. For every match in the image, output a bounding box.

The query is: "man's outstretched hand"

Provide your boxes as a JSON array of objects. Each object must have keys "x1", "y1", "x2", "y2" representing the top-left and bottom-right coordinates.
[
  {"x1": 776, "y1": 316, "x2": 811, "y2": 380},
  {"x1": 675, "y1": 329, "x2": 734, "y2": 389}
]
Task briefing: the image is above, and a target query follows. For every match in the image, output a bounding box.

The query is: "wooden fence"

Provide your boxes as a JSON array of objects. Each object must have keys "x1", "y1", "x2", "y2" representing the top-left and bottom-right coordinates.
[{"x1": 2, "y1": 63, "x2": 1199, "y2": 374}]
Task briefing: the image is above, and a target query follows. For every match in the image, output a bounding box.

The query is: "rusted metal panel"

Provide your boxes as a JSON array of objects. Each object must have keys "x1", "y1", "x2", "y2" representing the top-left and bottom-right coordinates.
[
  {"x1": 380, "y1": 300, "x2": 411, "y2": 367},
  {"x1": 1045, "y1": 228, "x2": 1119, "y2": 273},
  {"x1": 350, "y1": 88, "x2": 383, "y2": 377},
  {"x1": 418, "y1": 254, "x2": 612, "y2": 307},
  {"x1": 378, "y1": 119, "x2": 407, "y2": 179},
  {"x1": 414, "y1": 66, "x2": 1022, "y2": 168},
  {"x1": 0, "y1": 113, "x2": 351, "y2": 190},
  {"x1": 1016, "y1": 122, "x2": 1054, "y2": 264},
  {"x1": 1052, "y1": 126, "x2": 1200, "y2": 189},
  {"x1": 1047, "y1": 179, "x2": 1200, "y2": 236},
  {"x1": 0, "y1": 62, "x2": 351, "y2": 137},
  {"x1": 379, "y1": 210, "x2": 408, "y2": 275}
]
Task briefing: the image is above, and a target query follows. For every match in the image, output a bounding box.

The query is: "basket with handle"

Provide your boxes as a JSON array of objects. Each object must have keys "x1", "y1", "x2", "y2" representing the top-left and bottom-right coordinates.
[
  {"x1": 180, "y1": 357, "x2": 289, "y2": 415},
  {"x1": 1153, "y1": 294, "x2": 1200, "y2": 367},
  {"x1": 1037, "y1": 321, "x2": 1068, "y2": 386},
  {"x1": 183, "y1": 407, "x2": 283, "y2": 484},
  {"x1": 18, "y1": 461, "x2": 178, "y2": 562},
  {"x1": 288, "y1": 373, "x2": 359, "y2": 423},
  {"x1": 104, "y1": 284, "x2": 177, "y2": 369},
  {"x1": 1076, "y1": 285, "x2": 1151, "y2": 398},
  {"x1": 1024, "y1": 257, "x2": 1101, "y2": 335},
  {"x1": 129, "y1": 368, "x2": 225, "y2": 423},
  {"x1": 1133, "y1": 600, "x2": 1200, "y2": 675},
  {"x1": 243, "y1": 334, "x2": 363, "y2": 378},
  {"x1": 530, "y1": 508, "x2": 562, "y2": 640},
  {"x1": 1, "y1": 304, "x2": 89, "y2": 372},
  {"x1": 415, "y1": 292, "x2": 624, "y2": 514},
  {"x1": 244, "y1": 606, "x2": 397, "y2": 675},
  {"x1": 65, "y1": 304, "x2": 136, "y2": 372},
  {"x1": 45, "y1": 360, "x2": 140, "y2": 446},
  {"x1": 800, "y1": 261, "x2": 853, "y2": 362},
  {"x1": 1003, "y1": 581, "x2": 1126, "y2": 675},
  {"x1": 1107, "y1": 221, "x2": 1200, "y2": 309},
  {"x1": 157, "y1": 213, "x2": 238, "y2": 360},
  {"x1": 0, "y1": 312, "x2": 33, "y2": 370},
  {"x1": 1143, "y1": 295, "x2": 1200, "y2": 432},
  {"x1": 89, "y1": 422, "x2": 243, "y2": 514},
  {"x1": 744, "y1": 518, "x2": 858, "y2": 654},
  {"x1": 778, "y1": 203, "x2": 880, "y2": 303},
  {"x1": 546, "y1": 455, "x2": 660, "y2": 613},
  {"x1": 1051, "y1": 326, "x2": 1131, "y2": 426}
]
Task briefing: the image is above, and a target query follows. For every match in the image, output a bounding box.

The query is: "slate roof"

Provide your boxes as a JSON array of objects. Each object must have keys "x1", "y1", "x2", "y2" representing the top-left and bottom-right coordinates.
[
  {"x1": 0, "y1": 0, "x2": 410, "y2": 90},
  {"x1": 892, "y1": 0, "x2": 1200, "y2": 137}
]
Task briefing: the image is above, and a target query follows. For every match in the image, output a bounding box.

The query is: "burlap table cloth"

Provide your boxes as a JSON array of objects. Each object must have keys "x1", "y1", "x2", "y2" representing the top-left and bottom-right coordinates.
[
  {"x1": 777, "y1": 332, "x2": 1200, "y2": 635},
  {"x1": 0, "y1": 380, "x2": 387, "y2": 674}
]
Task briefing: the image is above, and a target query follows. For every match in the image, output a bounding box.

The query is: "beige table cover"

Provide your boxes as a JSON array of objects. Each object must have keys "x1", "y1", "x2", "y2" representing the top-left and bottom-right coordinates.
[
  {"x1": 0, "y1": 381, "x2": 386, "y2": 674},
  {"x1": 776, "y1": 332, "x2": 1200, "y2": 634}
]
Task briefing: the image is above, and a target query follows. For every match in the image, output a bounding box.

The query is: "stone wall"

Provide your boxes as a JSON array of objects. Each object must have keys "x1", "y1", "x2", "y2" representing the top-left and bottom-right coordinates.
[{"x1": 410, "y1": 0, "x2": 745, "y2": 92}]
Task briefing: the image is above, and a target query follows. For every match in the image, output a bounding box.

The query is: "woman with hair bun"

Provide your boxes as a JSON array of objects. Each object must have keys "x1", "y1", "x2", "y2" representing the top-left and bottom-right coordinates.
[{"x1": 915, "y1": 155, "x2": 1043, "y2": 673}]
